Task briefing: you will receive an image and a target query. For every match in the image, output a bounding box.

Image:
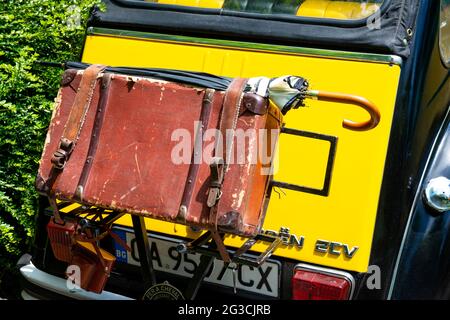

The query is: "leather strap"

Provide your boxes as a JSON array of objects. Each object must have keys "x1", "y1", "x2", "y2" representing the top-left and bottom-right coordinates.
[
  {"x1": 220, "y1": 78, "x2": 249, "y2": 170},
  {"x1": 207, "y1": 78, "x2": 248, "y2": 263},
  {"x1": 51, "y1": 64, "x2": 106, "y2": 170},
  {"x1": 179, "y1": 89, "x2": 216, "y2": 222},
  {"x1": 207, "y1": 78, "x2": 248, "y2": 210}
]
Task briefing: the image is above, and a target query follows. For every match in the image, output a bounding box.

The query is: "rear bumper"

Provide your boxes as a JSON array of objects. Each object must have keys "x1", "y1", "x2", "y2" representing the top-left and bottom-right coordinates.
[
  {"x1": 19, "y1": 256, "x2": 133, "y2": 300},
  {"x1": 19, "y1": 251, "x2": 282, "y2": 300}
]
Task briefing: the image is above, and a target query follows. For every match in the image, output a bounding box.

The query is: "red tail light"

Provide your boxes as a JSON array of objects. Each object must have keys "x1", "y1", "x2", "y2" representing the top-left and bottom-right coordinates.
[{"x1": 292, "y1": 265, "x2": 353, "y2": 300}]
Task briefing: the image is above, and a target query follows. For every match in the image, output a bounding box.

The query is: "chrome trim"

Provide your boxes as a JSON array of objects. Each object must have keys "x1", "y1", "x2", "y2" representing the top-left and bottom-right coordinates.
[
  {"x1": 293, "y1": 263, "x2": 356, "y2": 300},
  {"x1": 87, "y1": 27, "x2": 403, "y2": 66},
  {"x1": 20, "y1": 262, "x2": 134, "y2": 300},
  {"x1": 423, "y1": 176, "x2": 450, "y2": 213},
  {"x1": 387, "y1": 105, "x2": 450, "y2": 299}
]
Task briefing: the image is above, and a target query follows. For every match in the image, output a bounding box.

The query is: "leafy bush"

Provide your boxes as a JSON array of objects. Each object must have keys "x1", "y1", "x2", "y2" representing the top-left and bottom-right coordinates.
[{"x1": 0, "y1": 0, "x2": 100, "y2": 288}]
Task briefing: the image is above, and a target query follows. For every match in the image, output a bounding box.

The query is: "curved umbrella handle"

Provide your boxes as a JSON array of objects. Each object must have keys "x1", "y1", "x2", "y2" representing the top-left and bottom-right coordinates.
[{"x1": 307, "y1": 90, "x2": 381, "y2": 131}]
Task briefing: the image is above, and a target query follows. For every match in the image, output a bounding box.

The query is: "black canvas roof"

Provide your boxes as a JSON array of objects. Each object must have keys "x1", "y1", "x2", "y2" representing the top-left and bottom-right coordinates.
[{"x1": 89, "y1": 0, "x2": 420, "y2": 58}]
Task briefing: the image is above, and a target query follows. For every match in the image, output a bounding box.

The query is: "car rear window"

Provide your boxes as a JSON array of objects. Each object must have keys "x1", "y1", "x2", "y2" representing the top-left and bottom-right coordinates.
[{"x1": 139, "y1": 0, "x2": 383, "y2": 20}]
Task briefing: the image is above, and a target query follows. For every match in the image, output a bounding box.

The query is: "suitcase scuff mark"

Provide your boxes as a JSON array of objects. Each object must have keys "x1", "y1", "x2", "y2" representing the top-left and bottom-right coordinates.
[
  {"x1": 247, "y1": 135, "x2": 257, "y2": 165},
  {"x1": 134, "y1": 147, "x2": 142, "y2": 183},
  {"x1": 141, "y1": 77, "x2": 168, "y2": 85},
  {"x1": 44, "y1": 89, "x2": 64, "y2": 147},
  {"x1": 119, "y1": 185, "x2": 138, "y2": 201},
  {"x1": 159, "y1": 86, "x2": 166, "y2": 102},
  {"x1": 126, "y1": 76, "x2": 139, "y2": 83},
  {"x1": 44, "y1": 131, "x2": 52, "y2": 147},
  {"x1": 240, "y1": 118, "x2": 253, "y2": 127},
  {"x1": 231, "y1": 190, "x2": 245, "y2": 208},
  {"x1": 99, "y1": 179, "x2": 111, "y2": 196}
]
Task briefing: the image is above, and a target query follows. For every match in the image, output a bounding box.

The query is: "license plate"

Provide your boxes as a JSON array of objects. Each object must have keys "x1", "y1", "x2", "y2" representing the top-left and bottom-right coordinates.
[{"x1": 112, "y1": 228, "x2": 280, "y2": 298}]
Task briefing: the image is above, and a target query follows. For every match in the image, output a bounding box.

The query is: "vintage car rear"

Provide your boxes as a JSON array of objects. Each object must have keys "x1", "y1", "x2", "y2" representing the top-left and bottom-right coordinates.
[{"x1": 19, "y1": 0, "x2": 450, "y2": 300}]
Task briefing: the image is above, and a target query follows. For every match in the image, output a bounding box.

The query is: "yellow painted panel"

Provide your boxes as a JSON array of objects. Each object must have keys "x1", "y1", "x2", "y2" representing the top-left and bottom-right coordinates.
[
  {"x1": 275, "y1": 133, "x2": 331, "y2": 190},
  {"x1": 82, "y1": 34, "x2": 400, "y2": 272},
  {"x1": 150, "y1": 0, "x2": 224, "y2": 8}
]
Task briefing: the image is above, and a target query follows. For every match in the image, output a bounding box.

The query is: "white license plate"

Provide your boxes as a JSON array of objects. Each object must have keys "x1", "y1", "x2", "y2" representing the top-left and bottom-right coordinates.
[{"x1": 112, "y1": 228, "x2": 280, "y2": 298}]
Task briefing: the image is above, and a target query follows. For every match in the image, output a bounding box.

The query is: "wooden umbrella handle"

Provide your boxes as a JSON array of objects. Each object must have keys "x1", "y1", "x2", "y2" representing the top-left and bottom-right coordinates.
[{"x1": 307, "y1": 90, "x2": 381, "y2": 131}]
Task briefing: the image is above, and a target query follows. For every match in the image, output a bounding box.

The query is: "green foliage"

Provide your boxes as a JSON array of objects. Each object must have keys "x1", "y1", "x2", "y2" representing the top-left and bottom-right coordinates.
[{"x1": 0, "y1": 0, "x2": 101, "y2": 276}]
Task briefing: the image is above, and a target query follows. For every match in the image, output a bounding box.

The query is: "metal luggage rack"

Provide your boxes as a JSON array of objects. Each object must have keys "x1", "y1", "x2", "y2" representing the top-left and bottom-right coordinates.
[
  {"x1": 176, "y1": 228, "x2": 286, "y2": 268},
  {"x1": 49, "y1": 200, "x2": 286, "y2": 299}
]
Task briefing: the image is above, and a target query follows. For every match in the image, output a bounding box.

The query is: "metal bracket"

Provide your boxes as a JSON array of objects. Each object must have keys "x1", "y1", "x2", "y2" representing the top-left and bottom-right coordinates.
[
  {"x1": 132, "y1": 215, "x2": 156, "y2": 287},
  {"x1": 183, "y1": 235, "x2": 220, "y2": 300},
  {"x1": 177, "y1": 229, "x2": 284, "y2": 268}
]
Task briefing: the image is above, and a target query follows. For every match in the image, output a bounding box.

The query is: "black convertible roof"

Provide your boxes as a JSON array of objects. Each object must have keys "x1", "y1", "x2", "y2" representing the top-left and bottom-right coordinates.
[{"x1": 89, "y1": 0, "x2": 420, "y2": 58}]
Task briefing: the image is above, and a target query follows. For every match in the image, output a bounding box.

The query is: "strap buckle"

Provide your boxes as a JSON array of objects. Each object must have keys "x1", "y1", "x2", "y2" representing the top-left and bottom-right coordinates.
[
  {"x1": 51, "y1": 138, "x2": 73, "y2": 170},
  {"x1": 207, "y1": 157, "x2": 225, "y2": 208}
]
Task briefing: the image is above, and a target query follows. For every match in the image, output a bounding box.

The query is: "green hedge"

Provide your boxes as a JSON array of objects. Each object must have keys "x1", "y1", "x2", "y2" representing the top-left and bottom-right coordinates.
[{"x1": 0, "y1": 0, "x2": 100, "y2": 283}]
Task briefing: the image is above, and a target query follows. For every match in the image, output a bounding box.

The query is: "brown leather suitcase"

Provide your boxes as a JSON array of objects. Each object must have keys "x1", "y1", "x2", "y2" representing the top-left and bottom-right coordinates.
[{"x1": 36, "y1": 64, "x2": 282, "y2": 243}]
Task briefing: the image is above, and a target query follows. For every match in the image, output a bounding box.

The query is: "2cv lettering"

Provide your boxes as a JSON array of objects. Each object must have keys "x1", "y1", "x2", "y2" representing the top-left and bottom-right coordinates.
[{"x1": 315, "y1": 239, "x2": 359, "y2": 258}]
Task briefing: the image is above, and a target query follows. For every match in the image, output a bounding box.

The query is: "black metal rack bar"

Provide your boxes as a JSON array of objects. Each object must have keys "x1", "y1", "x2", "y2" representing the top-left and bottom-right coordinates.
[{"x1": 132, "y1": 215, "x2": 157, "y2": 287}]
